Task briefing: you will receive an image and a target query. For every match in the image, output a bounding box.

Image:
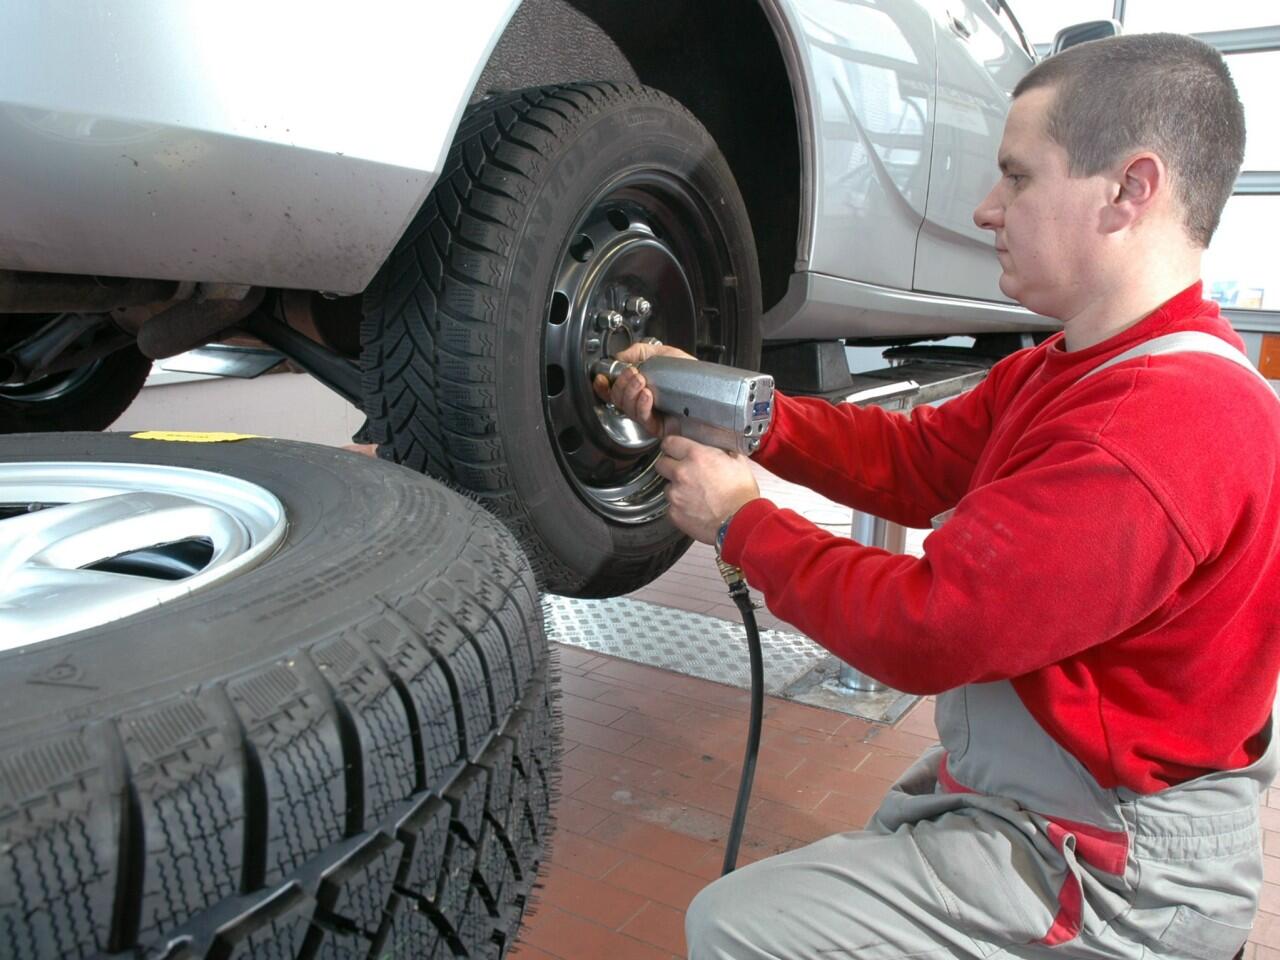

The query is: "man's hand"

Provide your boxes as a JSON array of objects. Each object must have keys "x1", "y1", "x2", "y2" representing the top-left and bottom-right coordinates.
[
  {"x1": 656, "y1": 435, "x2": 760, "y2": 544},
  {"x1": 591, "y1": 343, "x2": 759, "y2": 542},
  {"x1": 591, "y1": 342, "x2": 695, "y2": 438}
]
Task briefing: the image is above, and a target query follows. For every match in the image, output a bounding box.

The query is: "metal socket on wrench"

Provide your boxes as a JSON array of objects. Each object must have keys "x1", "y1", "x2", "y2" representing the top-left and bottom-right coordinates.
[{"x1": 592, "y1": 356, "x2": 774, "y2": 456}]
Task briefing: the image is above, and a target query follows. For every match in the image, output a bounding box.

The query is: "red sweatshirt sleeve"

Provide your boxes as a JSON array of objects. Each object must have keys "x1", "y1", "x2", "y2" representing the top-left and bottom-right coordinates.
[
  {"x1": 722, "y1": 438, "x2": 1196, "y2": 695},
  {"x1": 753, "y1": 373, "x2": 1003, "y2": 528}
]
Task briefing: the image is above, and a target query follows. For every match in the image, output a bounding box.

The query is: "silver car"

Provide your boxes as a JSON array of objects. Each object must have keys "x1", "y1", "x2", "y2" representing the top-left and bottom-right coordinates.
[{"x1": 0, "y1": 0, "x2": 1104, "y2": 596}]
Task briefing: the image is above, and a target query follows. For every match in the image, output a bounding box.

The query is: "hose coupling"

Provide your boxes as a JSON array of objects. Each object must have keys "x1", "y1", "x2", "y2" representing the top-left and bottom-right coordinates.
[{"x1": 716, "y1": 557, "x2": 745, "y2": 588}]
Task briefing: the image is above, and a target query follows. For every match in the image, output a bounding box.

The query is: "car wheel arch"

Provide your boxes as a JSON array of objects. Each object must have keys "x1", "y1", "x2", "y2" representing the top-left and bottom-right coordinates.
[{"x1": 469, "y1": 0, "x2": 814, "y2": 316}]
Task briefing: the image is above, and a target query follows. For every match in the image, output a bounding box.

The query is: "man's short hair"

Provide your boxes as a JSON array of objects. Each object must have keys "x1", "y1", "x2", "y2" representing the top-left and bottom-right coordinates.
[{"x1": 1013, "y1": 33, "x2": 1244, "y2": 248}]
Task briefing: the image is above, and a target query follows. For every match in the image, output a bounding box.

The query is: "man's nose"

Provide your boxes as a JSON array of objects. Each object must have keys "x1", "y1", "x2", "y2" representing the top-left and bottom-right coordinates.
[{"x1": 973, "y1": 184, "x2": 1002, "y2": 231}]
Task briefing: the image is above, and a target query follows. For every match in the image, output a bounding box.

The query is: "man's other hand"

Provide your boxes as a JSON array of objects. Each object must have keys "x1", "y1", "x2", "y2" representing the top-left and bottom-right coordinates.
[
  {"x1": 591, "y1": 342, "x2": 695, "y2": 438},
  {"x1": 656, "y1": 435, "x2": 760, "y2": 544}
]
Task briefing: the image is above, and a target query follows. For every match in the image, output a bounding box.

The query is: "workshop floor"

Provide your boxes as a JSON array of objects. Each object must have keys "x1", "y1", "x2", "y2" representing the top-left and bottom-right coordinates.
[
  {"x1": 116, "y1": 373, "x2": 1280, "y2": 960},
  {"x1": 510, "y1": 651, "x2": 938, "y2": 960},
  {"x1": 515, "y1": 653, "x2": 1280, "y2": 960}
]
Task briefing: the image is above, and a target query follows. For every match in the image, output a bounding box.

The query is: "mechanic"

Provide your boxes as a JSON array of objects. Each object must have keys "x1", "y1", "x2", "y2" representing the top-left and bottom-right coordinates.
[{"x1": 597, "y1": 33, "x2": 1280, "y2": 960}]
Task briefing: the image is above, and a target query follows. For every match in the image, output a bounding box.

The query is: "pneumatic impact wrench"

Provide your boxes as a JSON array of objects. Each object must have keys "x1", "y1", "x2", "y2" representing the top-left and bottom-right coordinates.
[{"x1": 593, "y1": 354, "x2": 774, "y2": 874}]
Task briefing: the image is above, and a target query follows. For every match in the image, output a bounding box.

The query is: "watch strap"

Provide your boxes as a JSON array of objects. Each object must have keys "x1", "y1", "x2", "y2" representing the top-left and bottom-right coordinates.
[{"x1": 715, "y1": 512, "x2": 735, "y2": 559}]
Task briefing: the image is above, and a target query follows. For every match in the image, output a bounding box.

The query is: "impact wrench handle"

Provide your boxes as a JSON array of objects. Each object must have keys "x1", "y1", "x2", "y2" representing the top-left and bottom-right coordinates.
[{"x1": 591, "y1": 356, "x2": 774, "y2": 456}]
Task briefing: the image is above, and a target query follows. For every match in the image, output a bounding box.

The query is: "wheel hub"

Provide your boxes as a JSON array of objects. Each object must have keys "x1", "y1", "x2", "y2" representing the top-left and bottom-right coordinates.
[{"x1": 544, "y1": 191, "x2": 701, "y2": 522}]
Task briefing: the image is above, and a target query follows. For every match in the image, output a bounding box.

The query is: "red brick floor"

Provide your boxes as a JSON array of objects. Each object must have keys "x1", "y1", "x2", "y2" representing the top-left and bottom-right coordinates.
[
  {"x1": 511, "y1": 645, "x2": 938, "y2": 959},
  {"x1": 512, "y1": 647, "x2": 1280, "y2": 960}
]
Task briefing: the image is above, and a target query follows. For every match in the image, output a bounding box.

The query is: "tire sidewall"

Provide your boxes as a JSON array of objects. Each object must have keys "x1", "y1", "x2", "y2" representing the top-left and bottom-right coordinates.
[
  {"x1": 497, "y1": 92, "x2": 763, "y2": 590},
  {"x1": 0, "y1": 434, "x2": 498, "y2": 741}
]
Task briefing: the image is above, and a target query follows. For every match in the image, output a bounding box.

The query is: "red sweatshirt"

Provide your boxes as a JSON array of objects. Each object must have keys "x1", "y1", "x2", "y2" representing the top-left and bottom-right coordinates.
[{"x1": 725, "y1": 283, "x2": 1280, "y2": 793}]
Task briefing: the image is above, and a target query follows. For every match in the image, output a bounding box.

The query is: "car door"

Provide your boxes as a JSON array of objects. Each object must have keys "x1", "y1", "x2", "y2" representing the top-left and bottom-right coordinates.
[
  {"x1": 912, "y1": 0, "x2": 1032, "y2": 301},
  {"x1": 792, "y1": 0, "x2": 938, "y2": 291}
]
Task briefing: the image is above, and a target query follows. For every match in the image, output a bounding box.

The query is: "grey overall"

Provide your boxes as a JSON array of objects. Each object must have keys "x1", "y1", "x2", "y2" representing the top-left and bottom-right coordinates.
[{"x1": 686, "y1": 333, "x2": 1280, "y2": 960}]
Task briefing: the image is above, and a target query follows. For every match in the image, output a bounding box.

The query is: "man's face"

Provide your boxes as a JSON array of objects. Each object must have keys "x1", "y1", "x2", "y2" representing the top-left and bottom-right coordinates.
[{"x1": 973, "y1": 87, "x2": 1111, "y2": 320}]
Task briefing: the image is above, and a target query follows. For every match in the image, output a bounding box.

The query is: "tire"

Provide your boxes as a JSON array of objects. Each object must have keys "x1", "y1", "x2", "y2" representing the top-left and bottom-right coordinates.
[
  {"x1": 0, "y1": 317, "x2": 152, "y2": 432},
  {"x1": 361, "y1": 82, "x2": 762, "y2": 598},
  {"x1": 0, "y1": 433, "x2": 558, "y2": 959}
]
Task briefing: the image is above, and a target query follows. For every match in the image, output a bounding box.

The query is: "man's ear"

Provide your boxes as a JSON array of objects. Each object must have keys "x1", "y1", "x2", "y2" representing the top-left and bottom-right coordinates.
[{"x1": 1102, "y1": 153, "x2": 1164, "y2": 233}]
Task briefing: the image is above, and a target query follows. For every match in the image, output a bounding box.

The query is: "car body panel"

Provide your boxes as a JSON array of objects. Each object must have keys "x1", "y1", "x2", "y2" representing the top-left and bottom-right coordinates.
[
  {"x1": 0, "y1": 1, "x2": 519, "y2": 293},
  {"x1": 912, "y1": 0, "x2": 1032, "y2": 301},
  {"x1": 0, "y1": 0, "x2": 1047, "y2": 333},
  {"x1": 790, "y1": 0, "x2": 937, "y2": 290},
  {"x1": 764, "y1": 0, "x2": 1049, "y2": 337},
  {"x1": 763, "y1": 269, "x2": 1057, "y2": 340}
]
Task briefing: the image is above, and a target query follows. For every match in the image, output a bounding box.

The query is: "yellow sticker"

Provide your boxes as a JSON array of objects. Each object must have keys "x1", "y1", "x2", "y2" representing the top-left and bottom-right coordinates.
[{"x1": 130, "y1": 431, "x2": 261, "y2": 443}]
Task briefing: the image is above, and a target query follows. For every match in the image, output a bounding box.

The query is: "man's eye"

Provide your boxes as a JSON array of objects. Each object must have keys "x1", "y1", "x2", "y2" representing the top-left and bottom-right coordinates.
[{"x1": 1006, "y1": 173, "x2": 1025, "y2": 185}]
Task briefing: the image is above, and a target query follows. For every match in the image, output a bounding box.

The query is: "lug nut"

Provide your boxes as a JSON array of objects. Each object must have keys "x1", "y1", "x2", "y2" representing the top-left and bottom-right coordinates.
[
  {"x1": 626, "y1": 296, "x2": 652, "y2": 320},
  {"x1": 596, "y1": 310, "x2": 626, "y2": 332}
]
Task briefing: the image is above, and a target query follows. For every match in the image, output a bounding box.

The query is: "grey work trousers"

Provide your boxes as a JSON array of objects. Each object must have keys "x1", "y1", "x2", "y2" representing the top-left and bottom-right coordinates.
[
  {"x1": 685, "y1": 748, "x2": 1082, "y2": 960},
  {"x1": 686, "y1": 687, "x2": 1271, "y2": 960},
  {"x1": 685, "y1": 820, "x2": 998, "y2": 960}
]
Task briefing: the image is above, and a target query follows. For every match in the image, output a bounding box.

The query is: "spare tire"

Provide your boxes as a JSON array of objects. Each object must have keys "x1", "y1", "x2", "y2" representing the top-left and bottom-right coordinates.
[{"x1": 0, "y1": 433, "x2": 557, "y2": 959}]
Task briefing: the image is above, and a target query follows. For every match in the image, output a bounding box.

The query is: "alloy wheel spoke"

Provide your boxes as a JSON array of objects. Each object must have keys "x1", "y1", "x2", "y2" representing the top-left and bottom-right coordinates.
[{"x1": 0, "y1": 462, "x2": 286, "y2": 648}]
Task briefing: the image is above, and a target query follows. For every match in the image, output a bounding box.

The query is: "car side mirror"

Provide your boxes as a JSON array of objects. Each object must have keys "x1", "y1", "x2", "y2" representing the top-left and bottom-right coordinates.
[{"x1": 1051, "y1": 19, "x2": 1121, "y2": 54}]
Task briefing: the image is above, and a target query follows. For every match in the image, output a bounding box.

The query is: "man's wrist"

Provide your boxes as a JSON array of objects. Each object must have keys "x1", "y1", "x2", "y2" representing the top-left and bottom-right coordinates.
[{"x1": 715, "y1": 510, "x2": 739, "y2": 558}]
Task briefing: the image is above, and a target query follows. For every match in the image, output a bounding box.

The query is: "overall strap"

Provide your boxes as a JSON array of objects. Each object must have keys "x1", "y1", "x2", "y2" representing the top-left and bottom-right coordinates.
[{"x1": 1077, "y1": 330, "x2": 1275, "y2": 393}]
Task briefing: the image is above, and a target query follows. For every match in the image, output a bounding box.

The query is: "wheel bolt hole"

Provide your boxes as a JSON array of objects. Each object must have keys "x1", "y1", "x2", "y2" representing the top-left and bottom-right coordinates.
[
  {"x1": 683, "y1": 407, "x2": 690, "y2": 417},
  {"x1": 607, "y1": 208, "x2": 630, "y2": 232},
  {"x1": 558, "y1": 427, "x2": 584, "y2": 454},
  {"x1": 548, "y1": 291, "x2": 569, "y2": 325},
  {"x1": 546, "y1": 364, "x2": 566, "y2": 397},
  {"x1": 570, "y1": 235, "x2": 595, "y2": 262}
]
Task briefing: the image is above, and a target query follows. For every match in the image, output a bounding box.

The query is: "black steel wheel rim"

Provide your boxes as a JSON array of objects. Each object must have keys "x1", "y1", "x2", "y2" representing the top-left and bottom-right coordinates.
[
  {"x1": 542, "y1": 169, "x2": 742, "y2": 524},
  {"x1": 0, "y1": 313, "x2": 106, "y2": 403},
  {"x1": 0, "y1": 361, "x2": 104, "y2": 403}
]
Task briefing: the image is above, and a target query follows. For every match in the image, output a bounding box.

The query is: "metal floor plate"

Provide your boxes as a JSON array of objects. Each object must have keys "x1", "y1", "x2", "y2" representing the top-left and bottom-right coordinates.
[{"x1": 543, "y1": 595, "x2": 919, "y2": 723}]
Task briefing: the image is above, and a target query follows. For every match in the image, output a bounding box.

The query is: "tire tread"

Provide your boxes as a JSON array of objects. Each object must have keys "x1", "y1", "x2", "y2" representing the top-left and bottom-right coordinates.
[
  {"x1": 361, "y1": 82, "x2": 710, "y2": 595},
  {"x1": 0, "y1": 506, "x2": 558, "y2": 959}
]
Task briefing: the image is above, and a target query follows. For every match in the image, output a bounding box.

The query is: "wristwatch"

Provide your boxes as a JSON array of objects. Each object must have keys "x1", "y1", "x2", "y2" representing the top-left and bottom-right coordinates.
[{"x1": 715, "y1": 512, "x2": 736, "y2": 560}]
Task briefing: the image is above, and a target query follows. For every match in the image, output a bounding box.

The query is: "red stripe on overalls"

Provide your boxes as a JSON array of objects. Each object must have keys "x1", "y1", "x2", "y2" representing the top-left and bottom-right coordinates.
[{"x1": 937, "y1": 752, "x2": 1130, "y2": 946}]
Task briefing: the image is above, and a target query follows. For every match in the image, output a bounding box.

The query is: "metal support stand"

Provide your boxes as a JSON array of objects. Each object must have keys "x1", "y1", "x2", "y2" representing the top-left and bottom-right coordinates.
[{"x1": 839, "y1": 511, "x2": 890, "y2": 692}]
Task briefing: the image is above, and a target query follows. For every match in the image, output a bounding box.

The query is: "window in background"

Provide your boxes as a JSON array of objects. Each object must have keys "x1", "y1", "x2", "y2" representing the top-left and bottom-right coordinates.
[
  {"x1": 1226, "y1": 51, "x2": 1280, "y2": 172},
  {"x1": 1204, "y1": 197, "x2": 1279, "y2": 312},
  {"x1": 1116, "y1": 2, "x2": 1277, "y2": 314},
  {"x1": 1122, "y1": 0, "x2": 1279, "y2": 36}
]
